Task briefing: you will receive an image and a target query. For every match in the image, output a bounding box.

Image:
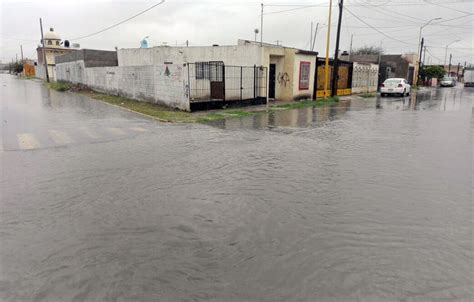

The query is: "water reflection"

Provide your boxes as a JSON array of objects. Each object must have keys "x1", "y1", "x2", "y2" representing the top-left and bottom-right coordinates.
[
  {"x1": 211, "y1": 87, "x2": 466, "y2": 130},
  {"x1": 211, "y1": 100, "x2": 352, "y2": 130},
  {"x1": 375, "y1": 87, "x2": 464, "y2": 111}
]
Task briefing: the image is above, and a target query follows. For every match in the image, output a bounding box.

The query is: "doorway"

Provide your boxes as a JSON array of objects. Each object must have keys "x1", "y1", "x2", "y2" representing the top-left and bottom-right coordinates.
[
  {"x1": 269, "y1": 64, "x2": 276, "y2": 99},
  {"x1": 210, "y1": 61, "x2": 225, "y2": 100}
]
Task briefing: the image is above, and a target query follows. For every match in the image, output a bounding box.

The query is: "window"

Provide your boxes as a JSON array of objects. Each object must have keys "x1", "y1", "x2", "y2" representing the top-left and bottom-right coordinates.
[
  {"x1": 299, "y1": 62, "x2": 311, "y2": 90},
  {"x1": 47, "y1": 40, "x2": 52, "y2": 45},
  {"x1": 209, "y1": 61, "x2": 224, "y2": 81},
  {"x1": 56, "y1": 41, "x2": 59, "y2": 46},
  {"x1": 195, "y1": 62, "x2": 210, "y2": 79}
]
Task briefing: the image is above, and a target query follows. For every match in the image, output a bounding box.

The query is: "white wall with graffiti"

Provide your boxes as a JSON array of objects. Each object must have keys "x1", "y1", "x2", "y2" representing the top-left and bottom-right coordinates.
[{"x1": 55, "y1": 60, "x2": 189, "y2": 110}]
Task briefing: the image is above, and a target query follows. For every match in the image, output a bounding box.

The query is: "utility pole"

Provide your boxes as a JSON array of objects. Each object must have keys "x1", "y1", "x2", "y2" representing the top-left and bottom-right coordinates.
[
  {"x1": 417, "y1": 37, "x2": 424, "y2": 86},
  {"x1": 414, "y1": 17, "x2": 441, "y2": 87},
  {"x1": 448, "y1": 53, "x2": 452, "y2": 77},
  {"x1": 39, "y1": 18, "x2": 50, "y2": 82},
  {"x1": 456, "y1": 62, "x2": 460, "y2": 79},
  {"x1": 311, "y1": 22, "x2": 319, "y2": 51},
  {"x1": 260, "y1": 3, "x2": 263, "y2": 47},
  {"x1": 422, "y1": 45, "x2": 426, "y2": 66},
  {"x1": 444, "y1": 40, "x2": 459, "y2": 66},
  {"x1": 331, "y1": 0, "x2": 344, "y2": 97},
  {"x1": 323, "y1": 0, "x2": 334, "y2": 99},
  {"x1": 310, "y1": 21, "x2": 313, "y2": 50},
  {"x1": 349, "y1": 34, "x2": 353, "y2": 61}
]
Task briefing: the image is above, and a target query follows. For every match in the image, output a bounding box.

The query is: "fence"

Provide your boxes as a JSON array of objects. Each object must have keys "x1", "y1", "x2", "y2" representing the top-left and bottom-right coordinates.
[
  {"x1": 314, "y1": 58, "x2": 353, "y2": 97},
  {"x1": 185, "y1": 62, "x2": 267, "y2": 109}
]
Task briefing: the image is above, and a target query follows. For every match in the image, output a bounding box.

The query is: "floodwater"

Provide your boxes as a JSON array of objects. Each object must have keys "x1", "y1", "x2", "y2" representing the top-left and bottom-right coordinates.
[{"x1": 1, "y1": 74, "x2": 473, "y2": 301}]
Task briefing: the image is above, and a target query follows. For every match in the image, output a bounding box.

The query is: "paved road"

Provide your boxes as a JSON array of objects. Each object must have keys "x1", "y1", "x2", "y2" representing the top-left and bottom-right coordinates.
[
  {"x1": 0, "y1": 77, "x2": 166, "y2": 152},
  {"x1": 1, "y1": 74, "x2": 473, "y2": 301}
]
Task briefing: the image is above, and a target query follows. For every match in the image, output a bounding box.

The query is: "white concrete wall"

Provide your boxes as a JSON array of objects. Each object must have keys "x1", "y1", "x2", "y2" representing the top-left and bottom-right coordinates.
[
  {"x1": 118, "y1": 45, "x2": 262, "y2": 67},
  {"x1": 35, "y1": 65, "x2": 46, "y2": 80},
  {"x1": 34, "y1": 64, "x2": 57, "y2": 81},
  {"x1": 56, "y1": 61, "x2": 189, "y2": 110},
  {"x1": 352, "y1": 62, "x2": 379, "y2": 93}
]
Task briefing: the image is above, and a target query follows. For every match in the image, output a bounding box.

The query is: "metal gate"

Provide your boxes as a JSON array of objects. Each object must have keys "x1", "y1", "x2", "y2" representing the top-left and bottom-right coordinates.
[{"x1": 185, "y1": 62, "x2": 267, "y2": 109}]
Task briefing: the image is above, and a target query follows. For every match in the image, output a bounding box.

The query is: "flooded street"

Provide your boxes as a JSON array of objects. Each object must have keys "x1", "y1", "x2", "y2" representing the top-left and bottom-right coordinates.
[{"x1": 1, "y1": 74, "x2": 472, "y2": 301}]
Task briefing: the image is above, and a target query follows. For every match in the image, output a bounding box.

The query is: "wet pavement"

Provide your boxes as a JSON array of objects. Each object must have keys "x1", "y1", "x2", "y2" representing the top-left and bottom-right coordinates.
[{"x1": 1, "y1": 74, "x2": 472, "y2": 301}]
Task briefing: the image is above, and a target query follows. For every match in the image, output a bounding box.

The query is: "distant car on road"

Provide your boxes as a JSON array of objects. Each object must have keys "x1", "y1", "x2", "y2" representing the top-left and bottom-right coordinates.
[
  {"x1": 440, "y1": 76, "x2": 456, "y2": 87},
  {"x1": 380, "y1": 78, "x2": 411, "y2": 97},
  {"x1": 463, "y1": 68, "x2": 474, "y2": 87}
]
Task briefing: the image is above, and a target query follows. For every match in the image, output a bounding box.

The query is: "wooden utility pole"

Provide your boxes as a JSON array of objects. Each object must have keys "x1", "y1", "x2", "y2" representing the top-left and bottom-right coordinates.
[
  {"x1": 422, "y1": 45, "x2": 427, "y2": 66},
  {"x1": 330, "y1": 0, "x2": 344, "y2": 97},
  {"x1": 448, "y1": 53, "x2": 452, "y2": 77},
  {"x1": 39, "y1": 18, "x2": 50, "y2": 82},
  {"x1": 323, "y1": 0, "x2": 333, "y2": 99},
  {"x1": 260, "y1": 3, "x2": 263, "y2": 47},
  {"x1": 310, "y1": 21, "x2": 313, "y2": 50},
  {"x1": 311, "y1": 23, "x2": 319, "y2": 51},
  {"x1": 417, "y1": 37, "x2": 424, "y2": 85},
  {"x1": 349, "y1": 34, "x2": 353, "y2": 61}
]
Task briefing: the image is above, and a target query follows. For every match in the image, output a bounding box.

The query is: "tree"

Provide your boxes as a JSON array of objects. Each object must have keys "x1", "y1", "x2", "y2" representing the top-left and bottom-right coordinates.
[
  {"x1": 352, "y1": 45, "x2": 384, "y2": 55},
  {"x1": 11, "y1": 62, "x2": 23, "y2": 74},
  {"x1": 420, "y1": 65, "x2": 445, "y2": 79}
]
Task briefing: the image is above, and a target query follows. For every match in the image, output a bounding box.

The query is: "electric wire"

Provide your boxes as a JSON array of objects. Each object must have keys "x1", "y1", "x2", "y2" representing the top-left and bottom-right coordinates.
[{"x1": 70, "y1": 0, "x2": 165, "y2": 41}]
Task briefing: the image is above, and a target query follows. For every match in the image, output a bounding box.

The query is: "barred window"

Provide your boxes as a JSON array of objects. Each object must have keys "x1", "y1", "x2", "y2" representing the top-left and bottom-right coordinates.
[
  {"x1": 195, "y1": 62, "x2": 210, "y2": 79},
  {"x1": 299, "y1": 62, "x2": 311, "y2": 90}
]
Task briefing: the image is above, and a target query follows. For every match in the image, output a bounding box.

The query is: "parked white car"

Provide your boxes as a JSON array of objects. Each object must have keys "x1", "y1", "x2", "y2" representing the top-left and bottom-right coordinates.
[
  {"x1": 380, "y1": 78, "x2": 411, "y2": 97},
  {"x1": 440, "y1": 76, "x2": 456, "y2": 87}
]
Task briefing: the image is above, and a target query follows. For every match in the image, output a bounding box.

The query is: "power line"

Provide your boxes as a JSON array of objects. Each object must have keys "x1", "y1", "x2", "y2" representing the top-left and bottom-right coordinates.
[
  {"x1": 70, "y1": 0, "x2": 165, "y2": 41},
  {"x1": 264, "y1": 3, "x2": 327, "y2": 15},
  {"x1": 344, "y1": 7, "x2": 416, "y2": 46},
  {"x1": 425, "y1": 0, "x2": 473, "y2": 15},
  {"x1": 356, "y1": 2, "x2": 427, "y2": 24},
  {"x1": 425, "y1": 47, "x2": 443, "y2": 63},
  {"x1": 434, "y1": 13, "x2": 474, "y2": 24}
]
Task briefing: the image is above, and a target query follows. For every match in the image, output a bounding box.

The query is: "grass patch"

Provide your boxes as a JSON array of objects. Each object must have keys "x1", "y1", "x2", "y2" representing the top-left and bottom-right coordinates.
[
  {"x1": 272, "y1": 97, "x2": 339, "y2": 110},
  {"x1": 359, "y1": 93, "x2": 376, "y2": 98},
  {"x1": 59, "y1": 83, "x2": 343, "y2": 124},
  {"x1": 48, "y1": 81, "x2": 71, "y2": 92},
  {"x1": 80, "y1": 91, "x2": 197, "y2": 123}
]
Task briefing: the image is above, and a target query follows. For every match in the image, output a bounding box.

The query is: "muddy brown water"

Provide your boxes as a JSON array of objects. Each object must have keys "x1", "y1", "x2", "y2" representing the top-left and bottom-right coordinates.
[{"x1": 1, "y1": 75, "x2": 473, "y2": 301}]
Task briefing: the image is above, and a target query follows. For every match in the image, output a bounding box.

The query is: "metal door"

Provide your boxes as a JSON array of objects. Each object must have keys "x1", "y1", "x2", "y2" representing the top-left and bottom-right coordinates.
[{"x1": 210, "y1": 61, "x2": 225, "y2": 100}]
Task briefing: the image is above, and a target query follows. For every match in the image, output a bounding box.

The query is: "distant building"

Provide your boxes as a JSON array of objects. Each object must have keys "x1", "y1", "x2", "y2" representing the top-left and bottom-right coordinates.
[
  {"x1": 443, "y1": 64, "x2": 463, "y2": 78},
  {"x1": 347, "y1": 54, "x2": 417, "y2": 86},
  {"x1": 36, "y1": 28, "x2": 76, "y2": 81},
  {"x1": 23, "y1": 59, "x2": 36, "y2": 77}
]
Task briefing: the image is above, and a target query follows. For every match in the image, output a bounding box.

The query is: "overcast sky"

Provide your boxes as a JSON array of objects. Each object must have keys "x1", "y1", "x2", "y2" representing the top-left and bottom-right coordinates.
[{"x1": 1, "y1": 0, "x2": 473, "y2": 65}]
